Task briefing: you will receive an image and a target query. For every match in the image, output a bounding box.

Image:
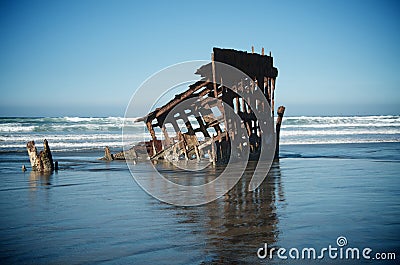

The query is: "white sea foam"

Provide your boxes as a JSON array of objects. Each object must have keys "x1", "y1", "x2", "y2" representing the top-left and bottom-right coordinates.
[
  {"x1": 0, "y1": 134, "x2": 122, "y2": 142},
  {"x1": 1, "y1": 141, "x2": 124, "y2": 151},
  {"x1": 0, "y1": 116, "x2": 399, "y2": 151},
  {"x1": 281, "y1": 129, "x2": 400, "y2": 136},
  {"x1": 281, "y1": 139, "x2": 400, "y2": 145},
  {"x1": 0, "y1": 124, "x2": 36, "y2": 132},
  {"x1": 63, "y1": 117, "x2": 99, "y2": 122},
  {"x1": 282, "y1": 123, "x2": 400, "y2": 129}
]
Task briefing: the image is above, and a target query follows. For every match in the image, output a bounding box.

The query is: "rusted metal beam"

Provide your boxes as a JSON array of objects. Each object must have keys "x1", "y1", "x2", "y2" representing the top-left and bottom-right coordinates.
[
  {"x1": 211, "y1": 53, "x2": 218, "y2": 98},
  {"x1": 144, "y1": 80, "x2": 210, "y2": 122},
  {"x1": 274, "y1": 106, "x2": 286, "y2": 160}
]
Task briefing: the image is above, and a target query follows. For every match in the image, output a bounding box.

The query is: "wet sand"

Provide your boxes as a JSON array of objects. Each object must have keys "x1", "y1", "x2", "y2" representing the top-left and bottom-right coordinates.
[{"x1": 0, "y1": 143, "x2": 399, "y2": 264}]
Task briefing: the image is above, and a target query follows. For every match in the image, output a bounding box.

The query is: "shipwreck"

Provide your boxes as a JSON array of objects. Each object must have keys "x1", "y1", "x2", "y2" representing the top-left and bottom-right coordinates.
[{"x1": 108, "y1": 47, "x2": 285, "y2": 163}]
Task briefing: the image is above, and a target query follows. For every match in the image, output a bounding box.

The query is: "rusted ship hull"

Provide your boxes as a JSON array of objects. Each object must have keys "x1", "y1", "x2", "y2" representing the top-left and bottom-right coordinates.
[{"x1": 131, "y1": 47, "x2": 285, "y2": 163}]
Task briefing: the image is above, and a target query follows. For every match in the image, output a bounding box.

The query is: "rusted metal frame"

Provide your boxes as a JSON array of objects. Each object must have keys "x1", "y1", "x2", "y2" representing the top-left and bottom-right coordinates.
[
  {"x1": 144, "y1": 48, "x2": 281, "y2": 163},
  {"x1": 161, "y1": 125, "x2": 171, "y2": 147},
  {"x1": 274, "y1": 106, "x2": 285, "y2": 159},
  {"x1": 178, "y1": 111, "x2": 195, "y2": 135},
  {"x1": 151, "y1": 140, "x2": 178, "y2": 160},
  {"x1": 178, "y1": 131, "x2": 189, "y2": 160},
  {"x1": 153, "y1": 80, "x2": 210, "y2": 119},
  {"x1": 271, "y1": 78, "x2": 275, "y2": 118},
  {"x1": 146, "y1": 89, "x2": 207, "y2": 146},
  {"x1": 195, "y1": 113, "x2": 210, "y2": 138},
  {"x1": 211, "y1": 53, "x2": 218, "y2": 98}
]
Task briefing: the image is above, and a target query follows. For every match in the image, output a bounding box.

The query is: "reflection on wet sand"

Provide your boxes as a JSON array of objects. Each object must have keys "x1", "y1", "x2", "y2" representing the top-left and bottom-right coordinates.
[
  {"x1": 198, "y1": 161, "x2": 283, "y2": 264},
  {"x1": 119, "y1": 160, "x2": 283, "y2": 263},
  {"x1": 150, "y1": 161, "x2": 283, "y2": 264}
]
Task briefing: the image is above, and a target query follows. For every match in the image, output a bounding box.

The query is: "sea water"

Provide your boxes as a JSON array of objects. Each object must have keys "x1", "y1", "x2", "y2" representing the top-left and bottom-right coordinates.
[
  {"x1": 1, "y1": 115, "x2": 399, "y2": 151},
  {"x1": 0, "y1": 116, "x2": 399, "y2": 264}
]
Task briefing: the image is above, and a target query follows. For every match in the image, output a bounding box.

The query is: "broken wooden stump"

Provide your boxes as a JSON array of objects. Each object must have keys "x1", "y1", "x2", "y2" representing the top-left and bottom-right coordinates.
[{"x1": 26, "y1": 139, "x2": 55, "y2": 172}]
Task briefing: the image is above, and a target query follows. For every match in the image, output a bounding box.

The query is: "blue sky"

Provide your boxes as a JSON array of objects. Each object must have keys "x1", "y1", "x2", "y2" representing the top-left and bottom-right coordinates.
[{"x1": 0, "y1": 0, "x2": 399, "y2": 117}]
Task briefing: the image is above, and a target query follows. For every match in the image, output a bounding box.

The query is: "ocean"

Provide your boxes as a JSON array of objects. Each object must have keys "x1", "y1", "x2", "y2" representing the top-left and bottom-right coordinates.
[
  {"x1": 0, "y1": 116, "x2": 399, "y2": 264},
  {"x1": 1, "y1": 116, "x2": 399, "y2": 152}
]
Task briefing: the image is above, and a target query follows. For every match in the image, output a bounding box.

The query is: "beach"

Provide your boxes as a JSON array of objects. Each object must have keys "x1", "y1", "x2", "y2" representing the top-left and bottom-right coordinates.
[{"x1": 0, "y1": 117, "x2": 399, "y2": 264}]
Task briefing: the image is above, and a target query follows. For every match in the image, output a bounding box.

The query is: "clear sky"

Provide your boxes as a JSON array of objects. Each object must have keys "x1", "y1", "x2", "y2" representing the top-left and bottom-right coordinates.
[{"x1": 0, "y1": 0, "x2": 399, "y2": 117}]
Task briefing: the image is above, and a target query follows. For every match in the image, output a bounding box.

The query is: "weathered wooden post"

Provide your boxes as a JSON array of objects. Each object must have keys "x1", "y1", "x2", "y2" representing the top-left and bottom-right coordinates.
[{"x1": 274, "y1": 106, "x2": 285, "y2": 160}]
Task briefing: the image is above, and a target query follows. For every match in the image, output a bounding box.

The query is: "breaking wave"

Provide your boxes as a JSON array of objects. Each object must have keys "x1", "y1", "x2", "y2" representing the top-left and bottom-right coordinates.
[{"x1": 0, "y1": 116, "x2": 399, "y2": 151}]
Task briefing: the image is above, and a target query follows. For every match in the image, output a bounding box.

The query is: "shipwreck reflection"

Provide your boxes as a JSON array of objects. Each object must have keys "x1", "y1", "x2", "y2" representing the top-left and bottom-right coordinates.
[
  {"x1": 133, "y1": 159, "x2": 283, "y2": 263},
  {"x1": 154, "y1": 161, "x2": 283, "y2": 264},
  {"x1": 197, "y1": 161, "x2": 283, "y2": 264}
]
